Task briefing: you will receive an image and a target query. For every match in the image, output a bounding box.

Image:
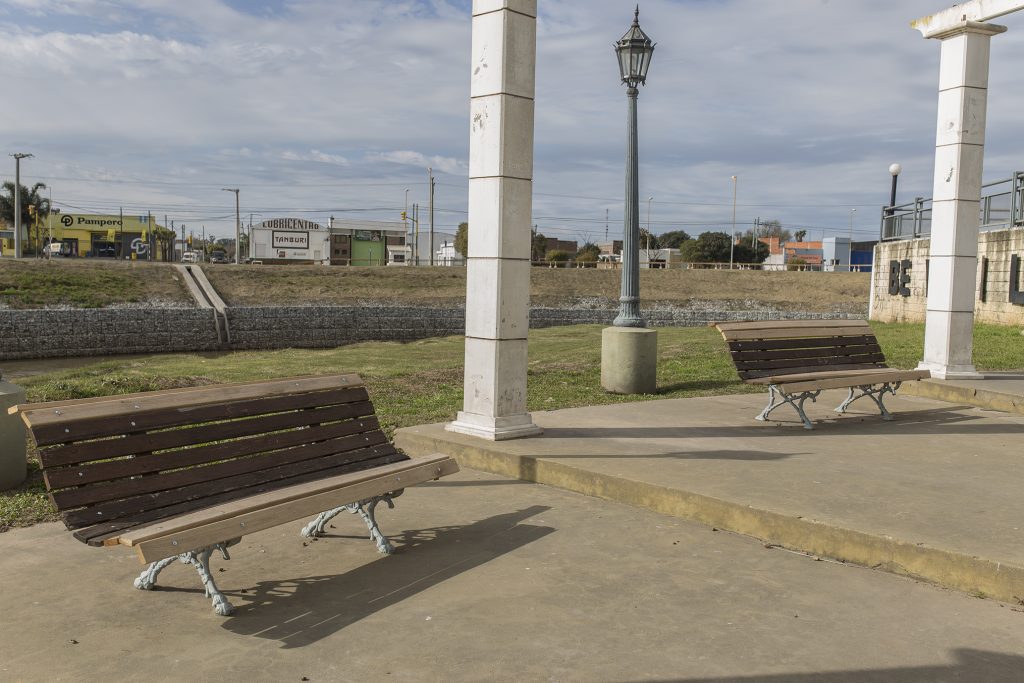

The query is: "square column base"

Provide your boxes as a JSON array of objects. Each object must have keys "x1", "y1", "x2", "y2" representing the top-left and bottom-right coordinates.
[
  {"x1": 916, "y1": 361, "x2": 983, "y2": 380},
  {"x1": 447, "y1": 411, "x2": 543, "y2": 441}
]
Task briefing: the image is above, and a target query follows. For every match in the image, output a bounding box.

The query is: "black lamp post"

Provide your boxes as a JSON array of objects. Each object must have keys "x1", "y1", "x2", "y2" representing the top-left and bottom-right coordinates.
[{"x1": 613, "y1": 6, "x2": 655, "y2": 328}]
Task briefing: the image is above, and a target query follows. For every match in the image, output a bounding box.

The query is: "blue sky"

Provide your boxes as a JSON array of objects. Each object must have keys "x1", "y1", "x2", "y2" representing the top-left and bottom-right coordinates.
[{"x1": 2, "y1": 0, "x2": 1023, "y2": 245}]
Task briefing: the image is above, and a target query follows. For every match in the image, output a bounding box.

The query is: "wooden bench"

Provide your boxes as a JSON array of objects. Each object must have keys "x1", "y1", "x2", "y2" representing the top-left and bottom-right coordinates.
[
  {"x1": 713, "y1": 320, "x2": 930, "y2": 429},
  {"x1": 9, "y1": 374, "x2": 459, "y2": 615}
]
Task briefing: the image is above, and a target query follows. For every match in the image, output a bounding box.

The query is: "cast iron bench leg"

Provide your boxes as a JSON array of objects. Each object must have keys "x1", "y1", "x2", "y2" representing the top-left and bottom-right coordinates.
[
  {"x1": 133, "y1": 539, "x2": 241, "y2": 616},
  {"x1": 834, "y1": 382, "x2": 901, "y2": 421},
  {"x1": 301, "y1": 491, "x2": 404, "y2": 554},
  {"x1": 757, "y1": 385, "x2": 820, "y2": 430}
]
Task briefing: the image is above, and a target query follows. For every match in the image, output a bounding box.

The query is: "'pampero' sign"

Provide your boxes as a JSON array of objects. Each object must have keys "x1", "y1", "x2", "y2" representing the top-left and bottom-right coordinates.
[{"x1": 272, "y1": 231, "x2": 309, "y2": 249}]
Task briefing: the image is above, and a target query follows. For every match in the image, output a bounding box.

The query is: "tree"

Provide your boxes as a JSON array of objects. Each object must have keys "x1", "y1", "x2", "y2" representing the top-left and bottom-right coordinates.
[
  {"x1": 638, "y1": 228, "x2": 659, "y2": 250},
  {"x1": 576, "y1": 242, "x2": 601, "y2": 263},
  {"x1": 679, "y1": 231, "x2": 733, "y2": 263},
  {"x1": 794, "y1": 229, "x2": 807, "y2": 242},
  {"x1": 657, "y1": 230, "x2": 690, "y2": 249},
  {"x1": 454, "y1": 222, "x2": 469, "y2": 257},
  {"x1": 531, "y1": 231, "x2": 548, "y2": 263},
  {"x1": 1, "y1": 181, "x2": 50, "y2": 253},
  {"x1": 753, "y1": 219, "x2": 791, "y2": 242},
  {"x1": 545, "y1": 249, "x2": 570, "y2": 266}
]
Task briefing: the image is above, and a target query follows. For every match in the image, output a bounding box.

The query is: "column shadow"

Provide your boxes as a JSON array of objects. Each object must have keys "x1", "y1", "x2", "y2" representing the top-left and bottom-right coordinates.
[
  {"x1": 619, "y1": 647, "x2": 1024, "y2": 682},
  {"x1": 219, "y1": 505, "x2": 553, "y2": 648}
]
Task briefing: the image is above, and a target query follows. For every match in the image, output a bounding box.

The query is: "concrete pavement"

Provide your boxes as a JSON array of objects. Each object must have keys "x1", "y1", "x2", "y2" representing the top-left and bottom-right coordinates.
[
  {"x1": 397, "y1": 390, "x2": 1024, "y2": 604},
  {"x1": 1, "y1": 468, "x2": 1022, "y2": 682}
]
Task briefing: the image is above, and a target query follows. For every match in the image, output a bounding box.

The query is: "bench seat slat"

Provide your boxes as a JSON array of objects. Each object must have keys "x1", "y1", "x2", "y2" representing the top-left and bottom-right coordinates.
[
  {"x1": 52, "y1": 426, "x2": 390, "y2": 510},
  {"x1": 739, "y1": 361, "x2": 887, "y2": 380},
  {"x1": 62, "y1": 436, "x2": 396, "y2": 527},
  {"x1": 73, "y1": 446, "x2": 405, "y2": 546},
  {"x1": 15, "y1": 374, "x2": 362, "y2": 429},
  {"x1": 45, "y1": 415, "x2": 381, "y2": 490},
  {"x1": 727, "y1": 335, "x2": 877, "y2": 352},
  {"x1": 775, "y1": 370, "x2": 931, "y2": 393},
  {"x1": 30, "y1": 385, "x2": 370, "y2": 448},
  {"x1": 39, "y1": 396, "x2": 374, "y2": 468},
  {"x1": 121, "y1": 454, "x2": 460, "y2": 564}
]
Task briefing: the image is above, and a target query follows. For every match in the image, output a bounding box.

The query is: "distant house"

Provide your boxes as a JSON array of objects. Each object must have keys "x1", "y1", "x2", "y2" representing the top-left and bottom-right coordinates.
[{"x1": 544, "y1": 237, "x2": 578, "y2": 255}]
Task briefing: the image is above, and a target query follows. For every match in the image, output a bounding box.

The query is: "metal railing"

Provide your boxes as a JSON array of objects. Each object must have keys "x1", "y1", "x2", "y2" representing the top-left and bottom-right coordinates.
[{"x1": 880, "y1": 170, "x2": 1024, "y2": 241}]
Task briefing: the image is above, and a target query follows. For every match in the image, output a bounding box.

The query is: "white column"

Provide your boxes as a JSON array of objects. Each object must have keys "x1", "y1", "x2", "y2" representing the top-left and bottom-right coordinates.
[
  {"x1": 918, "y1": 21, "x2": 1005, "y2": 380},
  {"x1": 447, "y1": 0, "x2": 541, "y2": 440}
]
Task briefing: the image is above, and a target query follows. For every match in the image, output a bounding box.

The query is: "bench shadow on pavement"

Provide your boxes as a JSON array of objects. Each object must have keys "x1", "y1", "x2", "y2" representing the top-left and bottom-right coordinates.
[
  {"x1": 625, "y1": 648, "x2": 1024, "y2": 682},
  {"x1": 218, "y1": 505, "x2": 553, "y2": 648},
  {"x1": 539, "y1": 406, "x2": 1023, "y2": 441}
]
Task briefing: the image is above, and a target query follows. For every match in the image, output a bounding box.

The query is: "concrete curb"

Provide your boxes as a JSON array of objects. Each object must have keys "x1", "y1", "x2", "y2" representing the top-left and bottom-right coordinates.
[
  {"x1": 902, "y1": 379, "x2": 1024, "y2": 417},
  {"x1": 396, "y1": 424, "x2": 1024, "y2": 604}
]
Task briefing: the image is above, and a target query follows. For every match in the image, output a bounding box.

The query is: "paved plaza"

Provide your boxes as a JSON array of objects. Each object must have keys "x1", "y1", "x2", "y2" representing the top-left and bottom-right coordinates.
[{"x1": 1, "y1": 468, "x2": 1022, "y2": 682}]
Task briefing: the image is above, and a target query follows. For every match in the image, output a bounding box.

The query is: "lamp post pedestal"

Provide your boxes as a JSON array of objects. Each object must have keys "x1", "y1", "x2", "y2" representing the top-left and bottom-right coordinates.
[{"x1": 601, "y1": 327, "x2": 658, "y2": 394}]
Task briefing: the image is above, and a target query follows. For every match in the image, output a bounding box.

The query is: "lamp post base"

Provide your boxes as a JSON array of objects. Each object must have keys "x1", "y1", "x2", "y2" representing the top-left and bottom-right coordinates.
[{"x1": 601, "y1": 327, "x2": 658, "y2": 394}]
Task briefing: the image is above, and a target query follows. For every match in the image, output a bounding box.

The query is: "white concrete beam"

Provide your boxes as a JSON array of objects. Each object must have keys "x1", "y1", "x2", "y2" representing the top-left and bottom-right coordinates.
[{"x1": 913, "y1": 0, "x2": 1024, "y2": 37}]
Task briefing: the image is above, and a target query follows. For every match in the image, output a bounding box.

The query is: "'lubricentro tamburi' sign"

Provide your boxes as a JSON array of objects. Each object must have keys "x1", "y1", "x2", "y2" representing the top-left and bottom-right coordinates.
[{"x1": 272, "y1": 231, "x2": 309, "y2": 249}]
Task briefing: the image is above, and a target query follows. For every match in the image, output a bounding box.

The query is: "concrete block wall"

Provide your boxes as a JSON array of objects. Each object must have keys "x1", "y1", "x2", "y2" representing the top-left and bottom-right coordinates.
[
  {"x1": 0, "y1": 308, "x2": 221, "y2": 360},
  {"x1": 871, "y1": 227, "x2": 1024, "y2": 325},
  {"x1": 0, "y1": 305, "x2": 862, "y2": 361}
]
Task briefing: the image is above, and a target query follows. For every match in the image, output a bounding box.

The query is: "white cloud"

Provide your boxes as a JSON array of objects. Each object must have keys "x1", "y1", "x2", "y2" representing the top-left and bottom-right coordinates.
[
  {"x1": 369, "y1": 150, "x2": 464, "y2": 176},
  {"x1": 2, "y1": 0, "x2": 1023, "y2": 243}
]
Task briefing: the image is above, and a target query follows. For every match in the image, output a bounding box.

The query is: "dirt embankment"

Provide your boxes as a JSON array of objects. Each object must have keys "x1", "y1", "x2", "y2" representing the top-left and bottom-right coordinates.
[
  {"x1": 0, "y1": 260, "x2": 870, "y2": 313},
  {"x1": 205, "y1": 265, "x2": 869, "y2": 313}
]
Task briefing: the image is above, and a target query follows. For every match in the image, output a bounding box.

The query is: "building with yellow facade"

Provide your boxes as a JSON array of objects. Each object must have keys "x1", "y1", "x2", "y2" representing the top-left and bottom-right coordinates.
[{"x1": 0, "y1": 213, "x2": 166, "y2": 258}]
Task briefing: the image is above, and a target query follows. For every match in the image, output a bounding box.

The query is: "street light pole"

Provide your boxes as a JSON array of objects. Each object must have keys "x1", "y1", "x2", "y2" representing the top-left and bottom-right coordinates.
[
  {"x1": 612, "y1": 8, "x2": 655, "y2": 328},
  {"x1": 10, "y1": 153, "x2": 33, "y2": 258},
  {"x1": 849, "y1": 207, "x2": 856, "y2": 240},
  {"x1": 729, "y1": 175, "x2": 737, "y2": 270},
  {"x1": 221, "y1": 188, "x2": 240, "y2": 263},
  {"x1": 888, "y1": 163, "x2": 902, "y2": 216}
]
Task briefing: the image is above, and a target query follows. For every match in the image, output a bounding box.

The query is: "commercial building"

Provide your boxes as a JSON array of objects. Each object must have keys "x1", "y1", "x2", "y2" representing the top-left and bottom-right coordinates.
[
  {"x1": 249, "y1": 217, "x2": 410, "y2": 266},
  {"x1": 250, "y1": 218, "x2": 330, "y2": 264},
  {"x1": 0, "y1": 212, "x2": 164, "y2": 259},
  {"x1": 329, "y1": 218, "x2": 409, "y2": 266}
]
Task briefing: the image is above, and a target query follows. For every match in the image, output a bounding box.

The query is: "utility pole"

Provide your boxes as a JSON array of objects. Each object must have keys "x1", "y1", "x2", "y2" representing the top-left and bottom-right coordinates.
[
  {"x1": 605, "y1": 208, "x2": 609, "y2": 243},
  {"x1": 119, "y1": 207, "x2": 124, "y2": 260},
  {"x1": 10, "y1": 153, "x2": 33, "y2": 258},
  {"x1": 165, "y1": 215, "x2": 170, "y2": 261},
  {"x1": 752, "y1": 217, "x2": 759, "y2": 249},
  {"x1": 47, "y1": 187, "x2": 53, "y2": 257},
  {"x1": 427, "y1": 168, "x2": 435, "y2": 267},
  {"x1": 413, "y1": 203, "x2": 420, "y2": 265},
  {"x1": 222, "y1": 188, "x2": 240, "y2": 263},
  {"x1": 729, "y1": 175, "x2": 738, "y2": 270},
  {"x1": 147, "y1": 211, "x2": 153, "y2": 260}
]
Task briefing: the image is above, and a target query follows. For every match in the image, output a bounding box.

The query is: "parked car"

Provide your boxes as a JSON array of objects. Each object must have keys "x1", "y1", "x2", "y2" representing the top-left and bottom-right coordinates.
[
  {"x1": 181, "y1": 251, "x2": 200, "y2": 264},
  {"x1": 210, "y1": 251, "x2": 229, "y2": 264}
]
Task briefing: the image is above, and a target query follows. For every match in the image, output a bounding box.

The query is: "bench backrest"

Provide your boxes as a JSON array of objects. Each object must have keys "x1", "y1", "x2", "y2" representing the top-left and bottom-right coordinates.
[
  {"x1": 714, "y1": 320, "x2": 888, "y2": 381},
  {"x1": 13, "y1": 374, "x2": 407, "y2": 546}
]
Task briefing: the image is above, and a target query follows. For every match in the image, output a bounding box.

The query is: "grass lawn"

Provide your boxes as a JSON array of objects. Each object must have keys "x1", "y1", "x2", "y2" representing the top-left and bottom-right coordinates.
[
  {"x1": 0, "y1": 259, "x2": 189, "y2": 308},
  {"x1": 4, "y1": 322, "x2": 1022, "y2": 532}
]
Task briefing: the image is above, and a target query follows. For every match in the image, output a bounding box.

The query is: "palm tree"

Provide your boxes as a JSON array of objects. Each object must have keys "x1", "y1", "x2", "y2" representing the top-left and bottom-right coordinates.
[{"x1": 0, "y1": 181, "x2": 50, "y2": 254}]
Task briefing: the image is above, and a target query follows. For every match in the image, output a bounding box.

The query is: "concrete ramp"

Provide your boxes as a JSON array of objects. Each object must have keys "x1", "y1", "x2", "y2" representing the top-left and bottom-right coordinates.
[{"x1": 174, "y1": 264, "x2": 231, "y2": 345}]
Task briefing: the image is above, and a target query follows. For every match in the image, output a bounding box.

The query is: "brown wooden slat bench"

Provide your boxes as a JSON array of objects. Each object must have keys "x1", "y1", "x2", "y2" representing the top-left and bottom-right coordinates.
[
  {"x1": 713, "y1": 320, "x2": 930, "y2": 429},
  {"x1": 9, "y1": 374, "x2": 459, "y2": 615}
]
